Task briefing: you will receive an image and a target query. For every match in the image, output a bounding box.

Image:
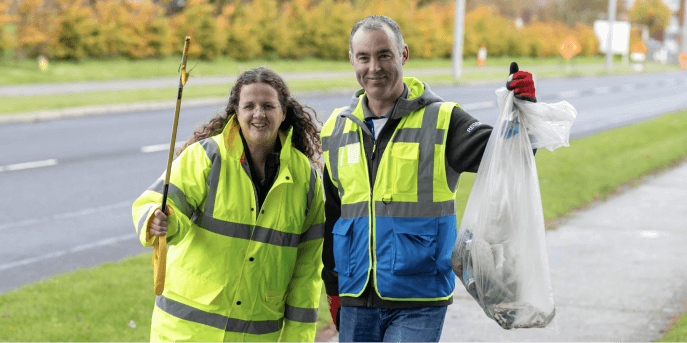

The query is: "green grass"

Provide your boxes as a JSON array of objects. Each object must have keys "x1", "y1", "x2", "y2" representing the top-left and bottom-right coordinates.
[
  {"x1": 1, "y1": 110, "x2": 687, "y2": 342},
  {"x1": 658, "y1": 312, "x2": 687, "y2": 342},
  {"x1": 0, "y1": 253, "x2": 333, "y2": 341}
]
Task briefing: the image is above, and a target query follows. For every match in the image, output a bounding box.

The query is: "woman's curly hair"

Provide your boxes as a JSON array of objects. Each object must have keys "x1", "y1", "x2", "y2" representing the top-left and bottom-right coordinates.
[{"x1": 177, "y1": 67, "x2": 323, "y2": 169}]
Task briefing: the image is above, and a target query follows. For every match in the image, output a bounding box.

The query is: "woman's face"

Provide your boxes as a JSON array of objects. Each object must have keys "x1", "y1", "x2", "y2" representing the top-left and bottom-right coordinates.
[{"x1": 237, "y1": 82, "x2": 285, "y2": 151}]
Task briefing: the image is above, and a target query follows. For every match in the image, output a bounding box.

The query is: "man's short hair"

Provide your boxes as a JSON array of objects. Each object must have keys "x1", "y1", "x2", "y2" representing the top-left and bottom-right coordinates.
[{"x1": 349, "y1": 15, "x2": 405, "y2": 56}]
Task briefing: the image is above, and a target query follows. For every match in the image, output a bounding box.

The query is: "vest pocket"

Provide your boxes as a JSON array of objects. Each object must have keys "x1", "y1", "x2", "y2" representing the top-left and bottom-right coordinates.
[
  {"x1": 391, "y1": 217, "x2": 438, "y2": 276},
  {"x1": 391, "y1": 143, "x2": 419, "y2": 195},
  {"x1": 264, "y1": 290, "x2": 287, "y2": 316},
  {"x1": 166, "y1": 265, "x2": 224, "y2": 305},
  {"x1": 332, "y1": 219, "x2": 355, "y2": 276}
]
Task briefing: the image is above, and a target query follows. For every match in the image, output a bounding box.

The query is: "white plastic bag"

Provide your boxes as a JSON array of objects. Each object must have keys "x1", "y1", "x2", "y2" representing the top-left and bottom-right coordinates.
[{"x1": 451, "y1": 87, "x2": 576, "y2": 329}]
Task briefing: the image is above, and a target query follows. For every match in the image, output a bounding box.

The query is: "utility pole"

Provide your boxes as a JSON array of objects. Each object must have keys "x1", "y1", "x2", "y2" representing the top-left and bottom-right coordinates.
[
  {"x1": 452, "y1": 0, "x2": 466, "y2": 80},
  {"x1": 605, "y1": 0, "x2": 617, "y2": 72}
]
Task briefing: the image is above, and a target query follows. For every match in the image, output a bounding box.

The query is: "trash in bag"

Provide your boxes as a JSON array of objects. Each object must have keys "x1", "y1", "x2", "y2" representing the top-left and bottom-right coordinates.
[{"x1": 451, "y1": 86, "x2": 576, "y2": 330}]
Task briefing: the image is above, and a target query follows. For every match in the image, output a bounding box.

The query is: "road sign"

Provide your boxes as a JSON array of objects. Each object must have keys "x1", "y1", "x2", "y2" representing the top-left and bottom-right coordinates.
[
  {"x1": 558, "y1": 36, "x2": 581, "y2": 60},
  {"x1": 680, "y1": 53, "x2": 687, "y2": 70}
]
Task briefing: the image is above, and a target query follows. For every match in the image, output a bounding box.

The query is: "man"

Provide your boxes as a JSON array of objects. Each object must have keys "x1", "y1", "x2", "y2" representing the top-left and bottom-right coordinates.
[{"x1": 320, "y1": 15, "x2": 537, "y2": 342}]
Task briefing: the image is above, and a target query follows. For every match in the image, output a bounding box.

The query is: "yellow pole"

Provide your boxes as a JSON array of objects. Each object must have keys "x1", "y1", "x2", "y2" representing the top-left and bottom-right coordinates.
[{"x1": 154, "y1": 36, "x2": 191, "y2": 296}]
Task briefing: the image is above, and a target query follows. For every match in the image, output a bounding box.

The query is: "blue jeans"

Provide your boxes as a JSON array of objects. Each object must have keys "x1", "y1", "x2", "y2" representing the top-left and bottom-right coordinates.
[{"x1": 338, "y1": 306, "x2": 448, "y2": 342}]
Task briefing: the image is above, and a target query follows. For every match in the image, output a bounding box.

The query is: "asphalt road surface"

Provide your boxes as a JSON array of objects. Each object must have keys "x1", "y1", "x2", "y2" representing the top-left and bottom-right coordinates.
[{"x1": 1, "y1": 71, "x2": 686, "y2": 294}]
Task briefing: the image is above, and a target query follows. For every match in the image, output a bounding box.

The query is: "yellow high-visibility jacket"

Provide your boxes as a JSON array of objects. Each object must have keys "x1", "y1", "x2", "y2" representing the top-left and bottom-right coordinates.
[{"x1": 132, "y1": 118, "x2": 325, "y2": 342}]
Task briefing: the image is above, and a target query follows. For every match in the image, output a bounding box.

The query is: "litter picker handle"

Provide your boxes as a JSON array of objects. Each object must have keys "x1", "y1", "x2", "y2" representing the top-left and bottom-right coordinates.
[{"x1": 154, "y1": 36, "x2": 191, "y2": 296}]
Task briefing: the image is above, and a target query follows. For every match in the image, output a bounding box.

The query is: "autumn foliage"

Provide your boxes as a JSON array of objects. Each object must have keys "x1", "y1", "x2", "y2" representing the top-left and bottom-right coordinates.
[{"x1": 4, "y1": 0, "x2": 600, "y2": 61}]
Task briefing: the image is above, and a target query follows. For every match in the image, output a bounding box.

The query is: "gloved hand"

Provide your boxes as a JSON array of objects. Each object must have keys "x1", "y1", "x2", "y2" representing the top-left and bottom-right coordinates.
[
  {"x1": 326, "y1": 295, "x2": 341, "y2": 331},
  {"x1": 506, "y1": 62, "x2": 536, "y2": 103}
]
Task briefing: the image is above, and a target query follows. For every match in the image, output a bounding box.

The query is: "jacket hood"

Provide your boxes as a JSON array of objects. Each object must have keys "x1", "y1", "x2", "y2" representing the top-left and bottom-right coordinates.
[{"x1": 345, "y1": 77, "x2": 445, "y2": 121}]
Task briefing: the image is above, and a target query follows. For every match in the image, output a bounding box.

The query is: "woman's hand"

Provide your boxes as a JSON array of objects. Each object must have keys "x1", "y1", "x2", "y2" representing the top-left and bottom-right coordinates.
[{"x1": 149, "y1": 208, "x2": 169, "y2": 236}]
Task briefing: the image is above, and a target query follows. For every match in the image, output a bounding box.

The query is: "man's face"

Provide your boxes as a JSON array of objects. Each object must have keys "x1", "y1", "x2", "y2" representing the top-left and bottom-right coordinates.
[{"x1": 349, "y1": 27, "x2": 408, "y2": 104}]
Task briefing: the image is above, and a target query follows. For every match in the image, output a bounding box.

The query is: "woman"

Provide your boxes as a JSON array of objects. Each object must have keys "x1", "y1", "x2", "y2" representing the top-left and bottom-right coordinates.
[{"x1": 132, "y1": 67, "x2": 325, "y2": 342}]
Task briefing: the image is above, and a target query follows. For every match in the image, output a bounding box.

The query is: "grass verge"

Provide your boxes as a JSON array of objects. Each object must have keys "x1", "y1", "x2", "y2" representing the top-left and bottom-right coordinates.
[
  {"x1": 1, "y1": 109, "x2": 686, "y2": 341},
  {"x1": 659, "y1": 312, "x2": 687, "y2": 342},
  {"x1": 0, "y1": 55, "x2": 619, "y2": 86}
]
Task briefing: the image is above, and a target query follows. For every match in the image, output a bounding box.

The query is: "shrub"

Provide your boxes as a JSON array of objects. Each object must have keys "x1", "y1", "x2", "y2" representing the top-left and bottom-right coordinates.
[
  {"x1": 50, "y1": 0, "x2": 98, "y2": 61},
  {"x1": 16, "y1": 0, "x2": 50, "y2": 58},
  {"x1": 0, "y1": 1, "x2": 18, "y2": 56}
]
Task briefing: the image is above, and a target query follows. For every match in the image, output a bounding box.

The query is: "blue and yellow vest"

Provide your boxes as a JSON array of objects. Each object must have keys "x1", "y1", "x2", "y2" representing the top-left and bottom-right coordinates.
[{"x1": 321, "y1": 78, "x2": 461, "y2": 301}]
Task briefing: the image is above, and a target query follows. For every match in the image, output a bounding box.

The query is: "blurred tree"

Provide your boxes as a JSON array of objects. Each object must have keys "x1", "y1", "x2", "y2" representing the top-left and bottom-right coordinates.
[
  {"x1": 0, "y1": 0, "x2": 18, "y2": 56},
  {"x1": 535, "y1": 0, "x2": 626, "y2": 26},
  {"x1": 217, "y1": 0, "x2": 261, "y2": 60},
  {"x1": 170, "y1": 0, "x2": 221, "y2": 59},
  {"x1": 51, "y1": 0, "x2": 97, "y2": 60},
  {"x1": 629, "y1": 0, "x2": 672, "y2": 41},
  {"x1": 308, "y1": 0, "x2": 354, "y2": 59},
  {"x1": 16, "y1": 0, "x2": 50, "y2": 58}
]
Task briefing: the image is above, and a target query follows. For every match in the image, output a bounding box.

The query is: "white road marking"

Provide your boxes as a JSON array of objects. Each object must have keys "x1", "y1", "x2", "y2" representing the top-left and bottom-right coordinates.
[
  {"x1": 622, "y1": 84, "x2": 635, "y2": 91},
  {"x1": 0, "y1": 201, "x2": 132, "y2": 231},
  {"x1": 0, "y1": 159, "x2": 57, "y2": 172},
  {"x1": 0, "y1": 233, "x2": 138, "y2": 272},
  {"x1": 461, "y1": 101, "x2": 495, "y2": 111},
  {"x1": 141, "y1": 141, "x2": 185, "y2": 153}
]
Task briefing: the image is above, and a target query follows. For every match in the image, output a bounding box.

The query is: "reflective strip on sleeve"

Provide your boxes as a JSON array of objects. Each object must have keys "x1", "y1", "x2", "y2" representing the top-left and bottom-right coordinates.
[
  {"x1": 200, "y1": 138, "x2": 222, "y2": 217},
  {"x1": 137, "y1": 205, "x2": 155, "y2": 234},
  {"x1": 300, "y1": 223, "x2": 324, "y2": 244},
  {"x1": 156, "y1": 295, "x2": 282, "y2": 334},
  {"x1": 148, "y1": 179, "x2": 194, "y2": 218},
  {"x1": 305, "y1": 165, "x2": 317, "y2": 217},
  {"x1": 284, "y1": 304, "x2": 318, "y2": 323},
  {"x1": 324, "y1": 116, "x2": 355, "y2": 199}
]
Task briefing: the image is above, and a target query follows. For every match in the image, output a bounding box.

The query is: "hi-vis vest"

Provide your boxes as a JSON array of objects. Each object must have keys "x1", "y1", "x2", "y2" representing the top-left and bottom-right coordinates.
[
  {"x1": 321, "y1": 78, "x2": 460, "y2": 301},
  {"x1": 132, "y1": 118, "x2": 325, "y2": 342}
]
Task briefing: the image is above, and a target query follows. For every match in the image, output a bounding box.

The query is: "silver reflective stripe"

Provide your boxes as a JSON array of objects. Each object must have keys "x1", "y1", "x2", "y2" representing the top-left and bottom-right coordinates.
[
  {"x1": 156, "y1": 295, "x2": 226, "y2": 330},
  {"x1": 137, "y1": 206, "x2": 154, "y2": 234},
  {"x1": 148, "y1": 179, "x2": 194, "y2": 218},
  {"x1": 417, "y1": 103, "x2": 442, "y2": 205},
  {"x1": 375, "y1": 200, "x2": 455, "y2": 218},
  {"x1": 325, "y1": 115, "x2": 351, "y2": 199},
  {"x1": 252, "y1": 225, "x2": 300, "y2": 248},
  {"x1": 300, "y1": 223, "x2": 324, "y2": 243},
  {"x1": 323, "y1": 131, "x2": 360, "y2": 153},
  {"x1": 200, "y1": 138, "x2": 222, "y2": 217},
  {"x1": 156, "y1": 295, "x2": 282, "y2": 334},
  {"x1": 284, "y1": 304, "x2": 318, "y2": 323},
  {"x1": 305, "y1": 165, "x2": 316, "y2": 217},
  {"x1": 341, "y1": 201, "x2": 368, "y2": 219},
  {"x1": 393, "y1": 128, "x2": 444, "y2": 145},
  {"x1": 196, "y1": 212, "x2": 304, "y2": 248},
  {"x1": 196, "y1": 212, "x2": 252, "y2": 240}
]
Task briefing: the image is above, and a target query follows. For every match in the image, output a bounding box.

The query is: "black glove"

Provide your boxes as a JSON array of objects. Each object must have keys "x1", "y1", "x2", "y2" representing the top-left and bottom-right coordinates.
[{"x1": 506, "y1": 62, "x2": 536, "y2": 103}]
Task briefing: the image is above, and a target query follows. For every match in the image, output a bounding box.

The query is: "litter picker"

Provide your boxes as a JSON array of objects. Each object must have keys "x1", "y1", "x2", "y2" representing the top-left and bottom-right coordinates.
[{"x1": 153, "y1": 36, "x2": 191, "y2": 296}]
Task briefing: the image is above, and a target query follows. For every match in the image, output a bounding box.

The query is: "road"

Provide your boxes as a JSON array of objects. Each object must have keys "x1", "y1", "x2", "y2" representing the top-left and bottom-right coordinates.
[{"x1": 1, "y1": 71, "x2": 686, "y2": 293}]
